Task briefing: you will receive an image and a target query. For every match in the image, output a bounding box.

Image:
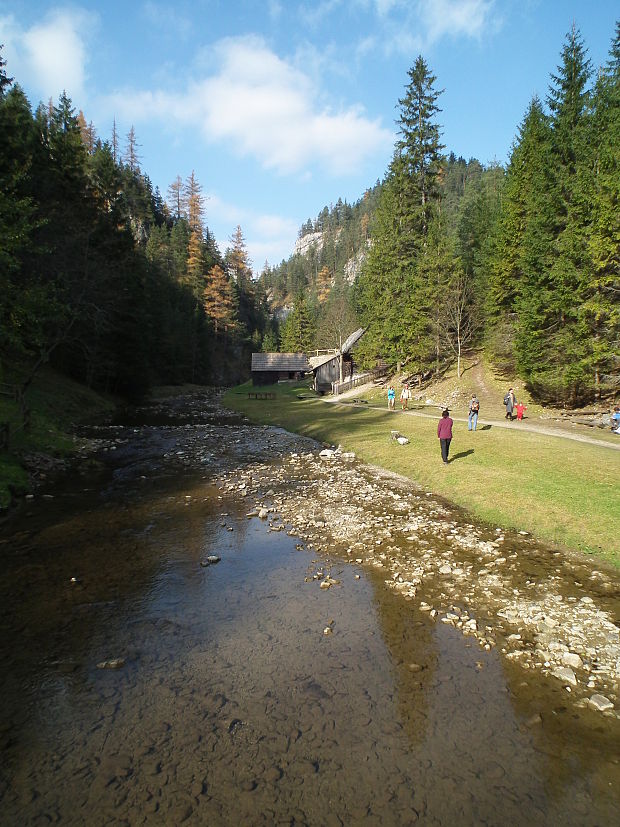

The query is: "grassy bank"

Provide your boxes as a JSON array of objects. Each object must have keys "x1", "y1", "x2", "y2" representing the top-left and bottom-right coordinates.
[
  {"x1": 224, "y1": 380, "x2": 619, "y2": 568},
  {"x1": 0, "y1": 365, "x2": 116, "y2": 508}
]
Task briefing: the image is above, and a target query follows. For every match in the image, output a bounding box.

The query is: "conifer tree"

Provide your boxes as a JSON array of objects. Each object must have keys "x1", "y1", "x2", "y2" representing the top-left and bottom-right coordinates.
[
  {"x1": 167, "y1": 175, "x2": 184, "y2": 220},
  {"x1": 280, "y1": 296, "x2": 316, "y2": 352},
  {"x1": 488, "y1": 98, "x2": 557, "y2": 378},
  {"x1": 123, "y1": 125, "x2": 140, "y2": 172},
  {"x1": 184, "y1": 170, "x2": 203, "y2": 233},
  {"x1": 542, "y1": 26, "x2": 593, "y2": 400},
  {"x1": 579, "y1": 21, "x2": 620, "y2": 398},
  {"x1": 226, "y1": 225, "x2": 252, "y2": 286},
  {"x1": 316, "y1": 265, "x2": 332, "y2": 304},
  {"x1": 111, "y1": 117, "x2": 119, "y2": 163},
  {"x1": 356, "y1": 56, "x2": 444, "y2": 369},
  {"x1": 203, "y1": 264, "x2": 237, "y2": 334}
]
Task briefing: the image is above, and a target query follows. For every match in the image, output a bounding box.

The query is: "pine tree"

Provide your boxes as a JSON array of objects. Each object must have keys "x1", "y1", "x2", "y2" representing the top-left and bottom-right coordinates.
[
  {"x1": 280, "y1": 296, "x2": 316, "y2": 352},
  {"x1": 542, "y1": 25, "x2": 594, "y2": 401},
  {"x1": 486, "y1": 98, "x2": 556, "y2": 376},
  {"x1": 111, "y1": 117, "x2": 119, "y2": 163},
  {"x1": 316, "y1": 265, "x2": 332, "y2": 304},
  {"x1": 579, "y1": 21, "x2": 620, "y2": 398},
  {"x1": 226, "y1": 225, "x2": 252, "y2": 285},
  {"x1": 395, "y1": 55, "x2": 445, "y2": 240},
  {"x1": 77, "y1": 110, "x2": 96, "y2": 153},
  {"x1": 123, "y1": 125, "x2": 140, "y2": 172},
  {"x1": 203, "y1": 264, "x2": 237, "y2": 334},
  {"x1": 356, "y1": 56, "x2": 444, "y2": 370},
  {"x1": 186, "y1": 229, "x2": 204, "y2": 292},
  {"x1": 167, "y1": 175, "x2": 184, "y2": 220},
  {"x1": 184, "y1": 170, "x2": 203, "y2": 234}
]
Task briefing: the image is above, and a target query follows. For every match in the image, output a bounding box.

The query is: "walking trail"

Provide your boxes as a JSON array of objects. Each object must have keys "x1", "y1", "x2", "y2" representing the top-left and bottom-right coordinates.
[{"x1": 326, "y1": 381, "x2": 620, "y2": 451}]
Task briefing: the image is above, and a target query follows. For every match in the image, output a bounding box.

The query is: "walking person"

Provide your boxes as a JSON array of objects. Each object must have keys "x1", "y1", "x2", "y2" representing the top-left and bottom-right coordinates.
[
  {"x1": 504, "y1": 388, "x2": 516, "y2": 420},
  {"x1": 515, "y1": 402, "x2": 526, "y2": 421},
  {"x1": 468, "y1": 394, "x2": 480, "y2": 431},
  {"x1": 387, "y1": 385, "x2": 396, "y2": 410},
  {"x1": 437, "y1": 408, "x2": 453, "y2": 465},
  {"x1": 400, "y1": 383, "x2": 411, "y2": 411}
]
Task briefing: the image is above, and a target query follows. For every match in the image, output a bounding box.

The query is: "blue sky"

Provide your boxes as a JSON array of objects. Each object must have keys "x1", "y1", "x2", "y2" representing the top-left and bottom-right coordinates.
[{"x1": 1, "y1": 1, "x2": 617, "y2": 272}]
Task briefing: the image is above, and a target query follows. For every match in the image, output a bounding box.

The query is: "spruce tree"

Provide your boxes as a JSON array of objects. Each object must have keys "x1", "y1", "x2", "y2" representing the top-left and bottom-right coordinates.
[
  {"x1": 579, "y1": 21, "x2": 620, "y2": 398},
  {"x1": 356, "y1": 56, "x2": 444, "y2": 370},
  {"x1": 543, "y1": 26, "x2": 594, "y2": 401},
  {"x1": 486, "y1": 98, "x2": 556, "y2": 377}
]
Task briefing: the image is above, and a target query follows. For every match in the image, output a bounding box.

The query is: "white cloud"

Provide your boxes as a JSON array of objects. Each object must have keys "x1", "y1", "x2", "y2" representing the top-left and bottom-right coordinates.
[
  {"x1": 355, "y1": 0, "x2": 498, "y2": 57},
  {"x1": 416, "y1": 0, "x2": 496, "y2": 42},
  {"x1": 103, "y1": 35, "x2": 392, "y2": 177},
  {"x1": 0, "y1": 9, "x2": 95, "y2": 103}
]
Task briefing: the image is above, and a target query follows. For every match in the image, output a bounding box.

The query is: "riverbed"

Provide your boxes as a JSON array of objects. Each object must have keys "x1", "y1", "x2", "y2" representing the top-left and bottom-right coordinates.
[{"x1": 0, "y1": 388, "x2": 618, "y2": 825}]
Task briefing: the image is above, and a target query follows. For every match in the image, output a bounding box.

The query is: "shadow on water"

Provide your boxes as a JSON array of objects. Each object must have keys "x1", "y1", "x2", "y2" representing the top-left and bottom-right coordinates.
[{"x1": 0, "y1": 389, "x2": 618, "y2": 825}]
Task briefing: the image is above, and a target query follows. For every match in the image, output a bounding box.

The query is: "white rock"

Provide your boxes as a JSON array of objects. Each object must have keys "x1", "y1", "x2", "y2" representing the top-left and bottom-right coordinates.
[
  {"x1": 439, "y1": 564, "x2": 452, "y2": 574},
  {"x1": 258, "y1": 508, "x2": 269, "y2": 519},
  {"x1": 552, "y1": 667, "x2": 577, "y2": 686},
  {"x1": 562, "y1": 652, "x2": 583, "y2": 669},
  {"x1": 589, "y1": 694, "x2": 614, "y2": 712}
]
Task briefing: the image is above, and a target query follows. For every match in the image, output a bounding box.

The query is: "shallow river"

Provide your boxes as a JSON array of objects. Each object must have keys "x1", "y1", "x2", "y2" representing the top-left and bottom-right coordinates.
[{"x1": 0, "y1": 390, "x2": 618, "y2": 826}]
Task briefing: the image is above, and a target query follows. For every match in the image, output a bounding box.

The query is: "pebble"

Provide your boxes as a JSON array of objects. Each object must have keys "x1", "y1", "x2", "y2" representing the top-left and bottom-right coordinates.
[
  {"x1": 552, "y1": 667, "x2": 577, "y2": 686},
  {"x1": 562, "y1": 652, "x2": 583, "y2": 669},
  {"x1": 97, "y1": 658, "x2": 126, "y2": 669},
  {"x1": 588, "y1": 694, "x2": 614, "y2": 712}
]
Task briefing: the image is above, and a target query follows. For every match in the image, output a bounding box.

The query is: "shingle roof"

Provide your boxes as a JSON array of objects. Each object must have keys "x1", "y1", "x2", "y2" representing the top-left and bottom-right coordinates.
[
  {"x1": 251, "y1": 352, "x2": 310, "y2": 372},
  {"x1": 308, "y1": 353, "x2": 338, "y2": 370},
  {"x1": 340, "y1": 327, "x2": 365, "y2": 354}
]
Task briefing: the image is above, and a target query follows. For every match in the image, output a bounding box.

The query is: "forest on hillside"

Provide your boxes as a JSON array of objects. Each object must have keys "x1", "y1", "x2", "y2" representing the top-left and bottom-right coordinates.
[
  {"x1": 1, "y1": 20, "x2": 618, "y2": 410},
  {"x1": 0, "y1": 47, "x2": 271, "y2": 404},
  {"x1": 263, "y1": 22, "x2": 619, "y2": 406}
]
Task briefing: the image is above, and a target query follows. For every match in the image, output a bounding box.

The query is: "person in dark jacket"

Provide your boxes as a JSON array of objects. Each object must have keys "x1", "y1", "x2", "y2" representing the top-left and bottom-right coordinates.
[
  {"x1": 437, "y1": 409, "x2": 453, "y2": 464},
  {"x1": 504, "y1": 388, "x2": 516, "y2": 420}
]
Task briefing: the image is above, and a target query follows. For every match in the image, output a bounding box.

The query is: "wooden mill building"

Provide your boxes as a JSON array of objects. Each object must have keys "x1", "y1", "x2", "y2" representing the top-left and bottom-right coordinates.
[
  {"x1": 250, "y1": 353, "x2": 310, "y2": 385},
  {"x1": 308, "y1": 327, "x2": 365, "y2": 394}
]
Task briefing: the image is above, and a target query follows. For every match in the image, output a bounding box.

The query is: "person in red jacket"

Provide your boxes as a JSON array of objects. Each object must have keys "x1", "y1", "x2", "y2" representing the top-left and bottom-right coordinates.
[
  {"x1": 437, "y1": 408, "x2": 453, "y2": 464},
  {"x1": 515, "y1": 402, "x2": 526, "y2": 421}
]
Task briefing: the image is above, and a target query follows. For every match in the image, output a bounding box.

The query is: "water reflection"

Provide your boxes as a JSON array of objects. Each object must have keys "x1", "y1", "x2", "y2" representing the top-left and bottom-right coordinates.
[{"x1": 0, "y1": 394, "x2": 618, "y2": 825}]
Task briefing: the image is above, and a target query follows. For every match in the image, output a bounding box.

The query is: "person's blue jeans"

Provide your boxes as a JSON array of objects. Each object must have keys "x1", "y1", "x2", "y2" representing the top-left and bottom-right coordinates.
[{"x1": 468, "y1": 411, "x2": 478, "y2": 431}]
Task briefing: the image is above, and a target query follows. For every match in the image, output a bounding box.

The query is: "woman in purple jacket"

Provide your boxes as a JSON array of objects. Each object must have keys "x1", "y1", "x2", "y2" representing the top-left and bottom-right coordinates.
[{"x1": 437, "y1": 409, "x2": 453, "y2": 464}]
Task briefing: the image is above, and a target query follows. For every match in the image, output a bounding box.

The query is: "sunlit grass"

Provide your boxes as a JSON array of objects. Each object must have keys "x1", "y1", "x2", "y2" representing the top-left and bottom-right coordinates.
[{"x1": 224, "y1": 380, "x2": 619, "y2": 568}]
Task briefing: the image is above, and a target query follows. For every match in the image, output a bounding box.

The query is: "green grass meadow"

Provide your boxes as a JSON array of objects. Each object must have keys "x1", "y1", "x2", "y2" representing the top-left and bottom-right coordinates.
[{"x1": 224, "y1": 380, "x2": 620, "y2": 568}]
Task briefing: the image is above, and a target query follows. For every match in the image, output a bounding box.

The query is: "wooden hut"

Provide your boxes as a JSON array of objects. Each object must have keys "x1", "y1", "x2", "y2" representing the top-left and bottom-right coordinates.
[
  {"x1": 309, "y1": 328, "x2": 366, "y2": 393},
  {"x1": 250, "y1": 353, "x2": 310, "y2": 385}
]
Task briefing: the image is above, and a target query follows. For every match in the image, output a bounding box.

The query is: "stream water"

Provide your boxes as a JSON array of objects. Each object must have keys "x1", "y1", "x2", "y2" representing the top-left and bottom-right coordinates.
[{"x1": 0, "y1": 390, "x2": 618, "y2": 826}]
